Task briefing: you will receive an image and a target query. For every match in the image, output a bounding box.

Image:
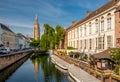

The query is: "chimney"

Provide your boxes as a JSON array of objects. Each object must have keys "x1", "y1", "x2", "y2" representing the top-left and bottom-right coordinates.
[
  {"x1": 111, "y1": 0, "x2": 118, "y2": 2},
  {"x1": 87, "y1": 11, "x2": 91, "y2": 16}
]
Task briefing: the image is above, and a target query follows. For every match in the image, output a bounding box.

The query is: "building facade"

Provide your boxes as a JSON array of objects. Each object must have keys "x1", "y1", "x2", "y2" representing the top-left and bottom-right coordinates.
[
  {"x1": 0, "y1": 25, "x2": 3, "y2": 46},
  {"x1": 34, "y1": 16, "x2": 40, "y2": 40},
  {"x1": 17, "y1": 33, "x2": 30, "y2": 49},
  {"x1": 66, "y1": 0, "x2": 120, "y2": 53},
  {"x1": 0, "y1": 23, "x2": 16, "y2": 50}
]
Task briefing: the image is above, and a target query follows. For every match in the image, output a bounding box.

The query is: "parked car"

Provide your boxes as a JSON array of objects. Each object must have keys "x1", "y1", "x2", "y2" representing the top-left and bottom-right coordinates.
[{"x1": 0, "y1": 48, "x2": 10, "y2": 54}]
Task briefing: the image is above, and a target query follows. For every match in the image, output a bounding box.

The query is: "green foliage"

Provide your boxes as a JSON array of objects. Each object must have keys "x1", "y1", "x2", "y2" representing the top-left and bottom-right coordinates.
[
  {"x1": 67, "y1": 46, "x2": 76, "y2": 50},
  {"x1": 55, "y1": 25, "x2": 64, "y2": 45},
  {"x1": 114, "y1": 66, "x2": 119, "y2": 75},
  {"x1": 40, "y1": 24, "x2": 64, "y2": 50},
  {"x1": 30, "y1": 39, "x2": 40, "y2": 47},
  {"x1": 110, "y1": 49, "x2": 120, "y2": 65},
  {"x1": 58, "y1": 51, "x2": 66, "y2": 56},
  {"x1": 40, "y1": 24, "x2": 55, "y2": 50}
]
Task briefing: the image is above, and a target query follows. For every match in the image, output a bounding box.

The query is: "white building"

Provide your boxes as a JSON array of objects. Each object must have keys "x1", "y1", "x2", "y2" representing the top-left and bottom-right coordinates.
[
  {"x1": 0, "y1": 25, "x2": 3, "y2": 47},
  {"x1": 66, "y1": 0, "x2": 120, "y2": 53},
  {"x1": 17, "y1": 33, "x2": 30, "y2": 49},
  {"x1": 0, "y1": 23, "x2": 16, "y2": 50}
]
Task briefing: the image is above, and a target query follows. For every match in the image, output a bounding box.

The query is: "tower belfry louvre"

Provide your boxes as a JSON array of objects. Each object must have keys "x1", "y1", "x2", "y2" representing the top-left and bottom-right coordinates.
[{"x1": 34, "y1": 15, "x2": 40, "y2": 40}]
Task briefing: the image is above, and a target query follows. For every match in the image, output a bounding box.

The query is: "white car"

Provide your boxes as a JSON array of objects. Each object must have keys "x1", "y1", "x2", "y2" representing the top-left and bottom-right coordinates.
[{"x1": 0, "y1": 48, "x2": 10, "y2": 54}]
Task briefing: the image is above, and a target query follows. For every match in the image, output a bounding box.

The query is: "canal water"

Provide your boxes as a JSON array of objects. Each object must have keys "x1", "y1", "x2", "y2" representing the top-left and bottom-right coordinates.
[{"x1": 0, "y1": 53, "x2": 70, "y2": 82}]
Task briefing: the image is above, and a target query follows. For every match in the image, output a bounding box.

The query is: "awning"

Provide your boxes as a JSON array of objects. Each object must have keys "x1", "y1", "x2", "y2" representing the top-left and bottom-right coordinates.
[{"x1": 93, "y1": 48, "x2": 118, "y2": 59}]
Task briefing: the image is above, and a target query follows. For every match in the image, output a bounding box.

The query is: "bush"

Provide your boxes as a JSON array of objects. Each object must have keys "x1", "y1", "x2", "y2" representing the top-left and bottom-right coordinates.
[
  {"x1": 114, "y1": 66, "x2": 119, "y2": 75},
  {"x1": 59, "y1": 51, "x2": 66, "y2": 56},
  {"x1": 67, "y1": 46, "x2": 77, "y2": 50}
]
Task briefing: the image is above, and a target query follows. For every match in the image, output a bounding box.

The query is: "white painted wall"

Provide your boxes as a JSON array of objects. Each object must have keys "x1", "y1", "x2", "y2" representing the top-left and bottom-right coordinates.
[
  {"x1": 0, "y1": 25, "x2": 3, "y2": 44},
  {"x1": 67, "y1": 5, "x2": 117, "y2": 53}
]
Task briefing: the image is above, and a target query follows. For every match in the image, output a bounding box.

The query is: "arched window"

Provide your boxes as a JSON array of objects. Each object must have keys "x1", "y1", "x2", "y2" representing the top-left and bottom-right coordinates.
[
  {"x1": 107, "y1": 13, "x2": 111, "y2": 30},
  {"x1": 101, "y1": 16, "x2": 104, "y2": 31},
  {"x1": 89, "y1": 22, "x2": 91, "y2": 34},
  {"x1": 95, "y1": 19, "x2": 99, "y2": 33}
]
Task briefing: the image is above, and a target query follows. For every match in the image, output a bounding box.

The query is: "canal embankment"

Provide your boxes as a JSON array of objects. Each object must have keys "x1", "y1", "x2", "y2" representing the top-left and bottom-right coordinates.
[
  {"x1": 51, "y1": 54, "x2": 101, "y2": 82},
  {"x1": 0, "y1": 50, "x2": 33, "y2": 72}
]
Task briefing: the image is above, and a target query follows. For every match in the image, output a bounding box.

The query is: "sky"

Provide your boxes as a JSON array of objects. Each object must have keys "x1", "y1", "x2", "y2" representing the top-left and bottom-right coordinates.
[{"x1": 0, "y1": 0, "x2": 109, "y2": 37}]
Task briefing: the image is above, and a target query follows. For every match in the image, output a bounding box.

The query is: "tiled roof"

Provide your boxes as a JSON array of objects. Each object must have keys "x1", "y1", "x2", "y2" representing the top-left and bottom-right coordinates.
[
  {"x1": 66, "y1": 0, "x2": 119, "y2": 31},
  {"x1": 0, "y1": 23, "x2": 14, "y2": 33}
]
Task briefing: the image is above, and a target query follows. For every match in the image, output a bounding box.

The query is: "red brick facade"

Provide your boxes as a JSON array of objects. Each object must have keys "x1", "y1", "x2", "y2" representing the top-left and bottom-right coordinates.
[{"x1": 115, "y1": 7, "x2": 120, "y2": 47}]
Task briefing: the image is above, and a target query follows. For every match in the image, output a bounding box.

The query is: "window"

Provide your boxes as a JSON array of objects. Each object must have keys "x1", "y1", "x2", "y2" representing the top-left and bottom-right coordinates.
[
  {"x1": 98, "y1": 37, "x2": 103, "y2": 49},
  {"x1": 107, "y1": 36, "x2": 112, "y2": 48},
  {"x1": 95, "y1": 19, "x2": 99, "y2": 33},
  {"x1": 107, "y1": 13, "x2": 111, "y2": 30},
  {"x1": 80, "y1": 40, "x2": 82, "y2": 49},
  {"x1": 77, "y1": 40, "x2": 78, "y2": 48},
  {"x1": 84, "y1": 39, "x2": 86, "y2": 49},
  {"x1": 96, "y1": 38, "x2": 98, "y2": 49},
  {"x1": 84, "y1": 25, "x2": 86, "y2": 36},
  {"x1": 74, "y1": 30, "x2": 75, "y2": 38},
  {"x1": 80, "y1": 29, "x2": 82, "y2": 37},
  {"x1": 101, "y1": 17, "x2": 104, "y2": 31},
  {"x1": 77, "y1": 28, "x2": 79, "y2": 38},
  {"x1": 89, "y1": 22, "x2": 91, "y2": 34},
  {"x1": 89, "y1": 39, "x2": 92, "y2": 49}
]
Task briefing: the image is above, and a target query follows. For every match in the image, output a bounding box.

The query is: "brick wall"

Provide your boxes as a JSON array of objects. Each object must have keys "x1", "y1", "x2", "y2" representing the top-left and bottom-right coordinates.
[{"x1": 115, "y1": 11, "x2": 120, "y2": 47}]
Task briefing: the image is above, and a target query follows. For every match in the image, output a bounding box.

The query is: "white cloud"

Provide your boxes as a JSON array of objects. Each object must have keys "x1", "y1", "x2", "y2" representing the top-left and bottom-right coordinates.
[{"x1": 0, "y1": 18, "x2": 33, "y2": 28}]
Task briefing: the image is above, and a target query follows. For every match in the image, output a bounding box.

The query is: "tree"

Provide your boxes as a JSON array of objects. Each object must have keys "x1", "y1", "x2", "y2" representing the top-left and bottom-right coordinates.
[
  {"x1": 40, "y1": 24, "x2": 55, "y2": 50},
  {"x1": 110, "y1": 49, "x2": 120, "y2": 65},
  {"x1": 40, "y1": 24, "x2": 64, "y2": 50},
  {"x1": 30, "y1": 39, "x2": 40, "y2": 48},
  {"x1": 110, "y1": 48, "x2": 120, "y2": 75},
  {"x1": 55, "y1": 25, "x2": 64, "y2": 49}
]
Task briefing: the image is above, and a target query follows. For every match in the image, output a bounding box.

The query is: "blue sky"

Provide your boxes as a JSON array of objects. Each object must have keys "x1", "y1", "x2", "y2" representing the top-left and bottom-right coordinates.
[{"x1": 0, "y1": 0, "x2": 109, "y2": 37}]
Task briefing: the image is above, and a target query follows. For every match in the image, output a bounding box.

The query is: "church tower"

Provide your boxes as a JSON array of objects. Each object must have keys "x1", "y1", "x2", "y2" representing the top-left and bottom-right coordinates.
[{"x1": 34, "y1": 15, "x2": 40, "y2": 40}]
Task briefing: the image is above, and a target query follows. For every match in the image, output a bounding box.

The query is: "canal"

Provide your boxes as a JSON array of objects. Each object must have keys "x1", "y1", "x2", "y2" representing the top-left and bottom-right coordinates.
[{"x1": 0, "y1": 53, "x2": 70, "y2": 82}]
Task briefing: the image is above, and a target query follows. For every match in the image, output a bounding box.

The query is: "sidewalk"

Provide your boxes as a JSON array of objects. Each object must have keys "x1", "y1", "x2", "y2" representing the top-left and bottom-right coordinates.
[{"x1": 51, "y1": 55, "x2": 101, "y2": 82}]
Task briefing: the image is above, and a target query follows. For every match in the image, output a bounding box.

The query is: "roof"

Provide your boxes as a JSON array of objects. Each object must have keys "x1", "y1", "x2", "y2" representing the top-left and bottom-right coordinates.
[
  {"x1": 0, "y1": 23, "x2": 14, "y2": 33},
  {"x1": 17, "y1": 33, "x2": 26, "y2": 39},
  {"x1": 116, "y1": 5, "x2": 120, "y2": 12},
  {"x1": 93, "y1": 48, "x2": 118, "y2": 59},
  {"x1": 66, "y1": 0, "x2": 119, "y2": 31}
]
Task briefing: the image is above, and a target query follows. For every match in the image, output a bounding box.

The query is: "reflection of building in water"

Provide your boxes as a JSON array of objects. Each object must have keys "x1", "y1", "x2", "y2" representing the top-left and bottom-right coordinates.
[
  {"x1": 34, "y1": 15, "x2": 40, "y2": 40},
  {"x1": 0, "y1": 55, "x2": 29, "y2": 82},
  {"x1": 33, "y1": 59, "x2": 40, "y2": 82}
]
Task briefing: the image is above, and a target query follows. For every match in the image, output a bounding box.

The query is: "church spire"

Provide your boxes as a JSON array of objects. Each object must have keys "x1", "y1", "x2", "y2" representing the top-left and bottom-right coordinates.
[
  {"x1": 35, "y1": 15, "x2": 38, "y2": 24},
  {"x1": 34, "y1": 15, "x2": 40, "y2": 40}
]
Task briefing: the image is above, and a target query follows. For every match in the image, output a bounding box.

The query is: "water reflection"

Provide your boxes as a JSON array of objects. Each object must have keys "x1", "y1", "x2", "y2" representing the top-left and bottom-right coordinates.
[
  {"x1": 0, "y1": 53, "x2": 69, "y2": 82},
  {"x1": 0, "y1": 55, "x2": 30, "y2": 82},
  {"x1": 30, "y1": 53, "x2": 69, "y2": 82}
]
